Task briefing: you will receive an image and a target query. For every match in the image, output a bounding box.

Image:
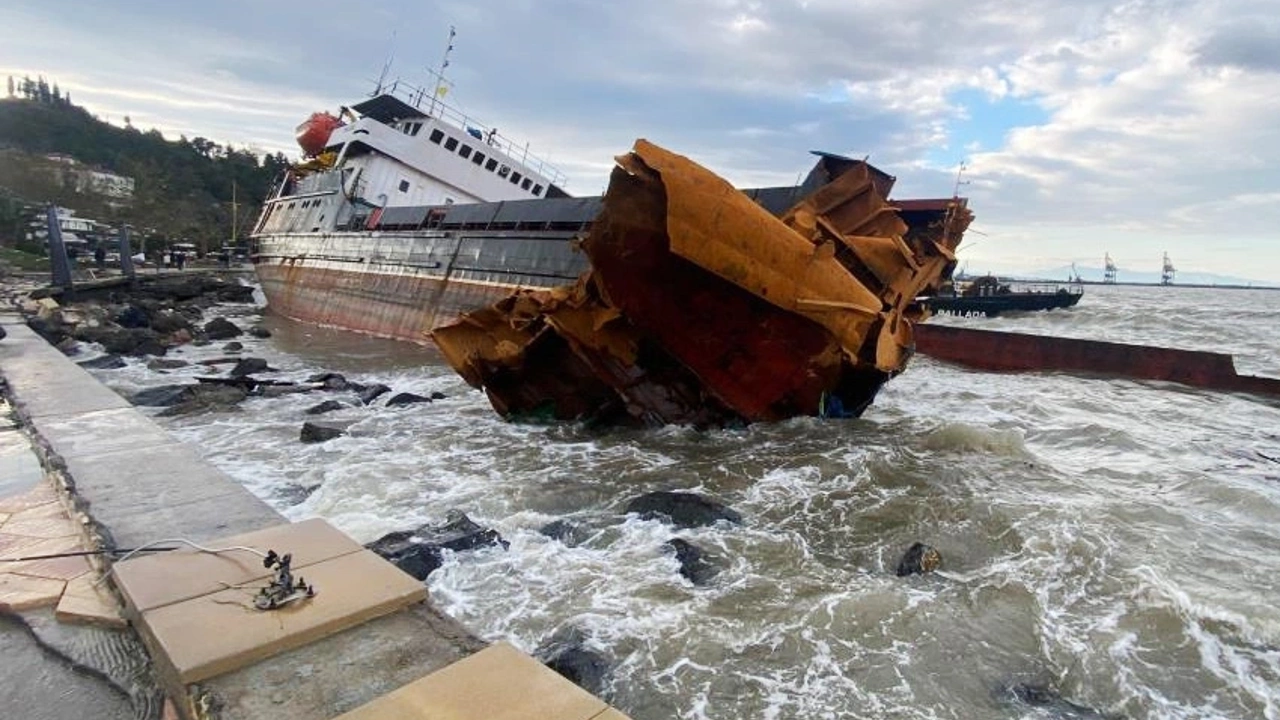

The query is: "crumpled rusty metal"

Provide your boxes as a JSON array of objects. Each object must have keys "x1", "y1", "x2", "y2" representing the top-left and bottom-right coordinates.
[{"x1": 432, "y1": 140, "x2": 971, "y2": 426}]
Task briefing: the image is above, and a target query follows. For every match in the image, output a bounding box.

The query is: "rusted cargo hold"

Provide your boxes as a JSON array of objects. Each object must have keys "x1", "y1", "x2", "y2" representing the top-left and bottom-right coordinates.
[{"x1": 432, "y1": 141, "x2": 972, "y2": 427}]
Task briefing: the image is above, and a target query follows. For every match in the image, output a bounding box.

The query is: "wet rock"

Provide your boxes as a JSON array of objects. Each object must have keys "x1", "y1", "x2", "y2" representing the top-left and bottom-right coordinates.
[
  {"x1": 625, "y1": 491, "x2": 743, "y2": 528},
  {"x1": 259, "y1": 384, "x2": 309, "y2": 398},
  {"x1": 129, "y1": 384, "x2": 196, "y2": 407},
  {"x1": 149, "y1": 310, "x2": 191, "y2": 335},
  {"x1": 1005, "y1": 683, "x2": 1118, "y2": 720},
  {"x1": 203, "y1": 317, "x2": 242, "y2": 340},
  {"x1": 895, "y1": 542, "x2": 942, "y2": 577},
  {"x1": 366, "y1": 511, "x2": 508, "y2": 581},
  {"x1": 248, "y1": 325, "x2": 272, "y2": 339},
  {"x1": 229, "y1": 357, "x2": 270, "y2": 378},
  {"x1": 78, "y1": 354, "x2": 127, "y2": 370},
  {"x1": 430, "y1": 391, "x2": 447, "y2": 400},
  {"x1": 55, "y1": 337, "x2": 80, "y2": 356},
  {"x1": 274, "y1": 483, "x2": 321, "y2": 507},
  {"x1": 113, "y1": 304, "x2": 151, "y2": 329},
  {"x1": 222, "y1": 341, "x2": 244, "y2": 353},
  {"x1": 535, "y1": 627, "x2": 611, "y2": 696},
  {"x1": 664, "y1": 538, "x2": 718, "y2": 585},
  {"x1": 539, "y1": 519, "x2": 587, "y2": 547},
  {"x1": 0, "y1": 325, "x2": 5, "y2": 341},
  {"x1": 357, "y1": 383, "x2": 391, "y2": 405},
  {"x1": 27, "y1": 316, "x2": 70, "y2": 346},
  {"x1": 146, "y1": 358, "x2": 189, "y2": 371},
  {"x1": 385, "y1": 392, "x2": 431, "y2": 407},
  {"x1": 300, "y1": 422, "x2": 346, "y2": 444},
  {"x1": 306, "y1": 372, "x2": 351, "y2": 391},
  {"x1": 305, "y1": 400, "x2": 347, "y2": 415},
  {"x1": 99, "y1": 327, "x2": 166, "y2": 357},
  {"x1": 170, "y1": 329, "x2": 193, "y2": 345},
  {"x1": 157, "y1": 384, "x2": 249, "y2": 416}
]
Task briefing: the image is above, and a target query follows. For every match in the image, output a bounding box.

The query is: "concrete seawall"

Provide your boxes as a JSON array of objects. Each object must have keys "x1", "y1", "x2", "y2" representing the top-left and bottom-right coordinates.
[{"x1": 0, "y1": 313, "x2": 488, "y2": 718}]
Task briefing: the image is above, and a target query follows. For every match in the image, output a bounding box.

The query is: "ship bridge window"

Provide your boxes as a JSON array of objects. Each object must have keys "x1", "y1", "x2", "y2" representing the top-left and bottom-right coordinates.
[
  {"x1": 444, "y1": 137, "x2": 459, "y2": 151},
  {"x1": 459, "y1": 144, "x2": 472, "y2": 159},
  {"x1": 399, "y1": 179, "x2": 410, "y2": 193},
  {"x1": 521, "y1": 178, "x2": 532, "y2": 191},
  {"x1": 429, "y1": 129, "x2": 444, "y2": 144},
  {"x1": 485, "y1": 158, "x2": 498, "y2": 172},
  {"x1": 509, "y1": 171, "x2": 522, "y2": 185},
  {"x1": 472, "y1": 151, "x2": 486, "y2": 166},
  {"x1": 532, "y1": 184, "x2": 543, "y2": 196}
]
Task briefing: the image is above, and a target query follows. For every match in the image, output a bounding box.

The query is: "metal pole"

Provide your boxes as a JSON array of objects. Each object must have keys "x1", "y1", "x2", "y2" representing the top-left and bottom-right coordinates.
[{"x1": 45, "y1": 205, "x2": 73, "y2": 294}]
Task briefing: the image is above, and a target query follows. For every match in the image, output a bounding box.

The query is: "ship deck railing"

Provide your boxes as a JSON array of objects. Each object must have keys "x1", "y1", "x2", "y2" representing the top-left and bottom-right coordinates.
[{"x1": 382, "y1": 80, "x2": 568, "y2": 188}]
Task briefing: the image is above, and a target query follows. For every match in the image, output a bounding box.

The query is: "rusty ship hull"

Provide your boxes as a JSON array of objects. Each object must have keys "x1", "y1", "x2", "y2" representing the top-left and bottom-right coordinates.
[{"x1": 432, "y1": 141, "x2": 972, "y2": 427}]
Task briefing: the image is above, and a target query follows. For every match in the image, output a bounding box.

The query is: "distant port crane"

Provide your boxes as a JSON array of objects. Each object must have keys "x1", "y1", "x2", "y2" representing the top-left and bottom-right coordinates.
[{"x1": 1104, "y1": 253, "x2": 1117, "y2": 284}]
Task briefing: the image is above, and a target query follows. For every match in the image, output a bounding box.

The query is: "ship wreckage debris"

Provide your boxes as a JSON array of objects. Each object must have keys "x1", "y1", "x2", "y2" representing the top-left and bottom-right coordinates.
[{"x1": 432, "y1": 140, "x2": 972, "y2": 427}]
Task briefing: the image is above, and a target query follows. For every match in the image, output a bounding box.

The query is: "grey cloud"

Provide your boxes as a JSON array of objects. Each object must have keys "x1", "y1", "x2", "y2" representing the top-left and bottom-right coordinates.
[{"x1": 1196, "y1": 20, "x2": 1280, "y2": 73}]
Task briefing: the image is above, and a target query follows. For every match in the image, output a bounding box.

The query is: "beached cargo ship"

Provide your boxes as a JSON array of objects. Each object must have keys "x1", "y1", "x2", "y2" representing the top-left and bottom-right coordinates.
[{"x1": 250, "y1": 79, "x2": 974, "y2": 425}]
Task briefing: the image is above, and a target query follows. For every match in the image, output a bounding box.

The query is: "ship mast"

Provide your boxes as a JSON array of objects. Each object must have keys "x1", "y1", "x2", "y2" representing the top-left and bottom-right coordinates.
[
  {"x1": 1161, "y1": 252, "x2": 1176, "y2": 285},
  {"x1": 426, "y1": 26, "x2": 456, "y2": 118}
]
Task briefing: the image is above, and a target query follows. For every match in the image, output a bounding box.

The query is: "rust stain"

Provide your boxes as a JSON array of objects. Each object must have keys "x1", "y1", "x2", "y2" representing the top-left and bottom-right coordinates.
[{"x1": 433, "y1": 141, "x2": 972, "y2": 426}]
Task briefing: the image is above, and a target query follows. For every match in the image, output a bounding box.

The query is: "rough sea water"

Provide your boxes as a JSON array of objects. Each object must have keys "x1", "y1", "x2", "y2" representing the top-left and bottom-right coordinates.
[{"x1": 90, "y1": 284, "x2": 1280, "y2": 720}]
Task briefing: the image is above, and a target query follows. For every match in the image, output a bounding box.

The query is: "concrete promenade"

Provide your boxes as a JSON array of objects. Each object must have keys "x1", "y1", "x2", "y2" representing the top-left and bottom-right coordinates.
[{"x1": 1, "y1": 310, "x2": 608, "y2": 719}]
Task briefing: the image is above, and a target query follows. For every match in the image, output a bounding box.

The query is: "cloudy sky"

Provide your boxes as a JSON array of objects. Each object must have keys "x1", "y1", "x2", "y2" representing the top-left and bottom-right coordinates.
[{"x1": 3, "y1": 0, "x2": 1279, "y2": 282}]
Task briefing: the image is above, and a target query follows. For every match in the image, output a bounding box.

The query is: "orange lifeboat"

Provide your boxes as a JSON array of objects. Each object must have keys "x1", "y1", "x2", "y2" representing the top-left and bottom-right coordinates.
[{"x1": 295, "y1": 112, "x2": 343, "y2": 157}]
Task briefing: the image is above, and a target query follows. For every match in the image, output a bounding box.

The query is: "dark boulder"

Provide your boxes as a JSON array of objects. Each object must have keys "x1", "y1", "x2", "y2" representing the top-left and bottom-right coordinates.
[
  {"x1": 223, "y1": 341, "x2": 244, "y2": 353},
  {"x1": 306, "y1": 372, "x2": 351, "y2": 391},
  {"x1": 27, "y1": 317, "x2": 69, "y2": 346},
  {"x1": 129, "y1": 384, "x2": 196, "y2": 407},
  {"x1": 625, "y1": 491, "x2": 743, "y2": 528},
  {"x1": 664, "y1": 538, "x2": 718, "y2": 585},
  {"x1": 273, "y1": 483, "x2": 321, "y2": 507},
  {"x1": 113, "y1": 304, "x2": 151, "y2": 329},
  {"x1": 357, "y1": 383, "x2": 391, "y2": 405},
  {"x1": 157, "y1": 384, "x2": 249, "y2": 416},
  {"x1": 1005, "y1": 683, "x2": 1118, "y2": 720},
  {"x1": 430, "y1": 391, "x2": 447, "y2": 400},
  {"x1": 55, "y1": 337, "x2": 80, "y2": 356},
  {"x1": 229, "y1": 357, "x2": 270, "y2": 378},
  {"x1": 247, "y1": 325, "x2": 272, "y2": 338},
  {"x1": 895, "y1": 542, "x2": 942, "y2": 577},
  {"x1": 78, "y1": 354, "x2": 127, "y2": 370},
  {"x1": 100, "y1": 327, "x2": 166, "y2": 357},
  {"x1": 149, "y1": 310, "x2": 192, "y2": 334},
  {"x1": 203, "y1": 317, "x2": 242, "y2": 340},
  {"x1": 0, "y1": 325, "x2": 5, "y2": 341},
  {"x1": 385, "y1": 392, "x2": 431, "y2": 407},
  {"x1": 300, "y1": 422, "x2": 346, "y2": 443},
  {"x1": 366, "y1": 511, "x2": 508, "y2": 581},
  {"x1": 539, "y1": 519, "x2": 587, "y2": 547},
  {"x1": 146, "y1": 358, "x2": 190, "y2": 371},
  {"x1": 305, "y1": 400, "x2": 347, "y2": 415},
  {"x1": 535, "y1": 627, "x2": 611, "y2": 696}
]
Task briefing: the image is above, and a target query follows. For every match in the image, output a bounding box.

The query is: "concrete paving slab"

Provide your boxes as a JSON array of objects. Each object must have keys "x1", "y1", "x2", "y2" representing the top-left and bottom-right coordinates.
[
  {"x1": 0, "y1": 573, "x2": 66, "y2": 611},
  {"x1": 334, "y1": 642, "x2": 611, "y2": 720},
  {"x1": 2, "y1": 509, "x2": 81, "y2": 540},
  {"x1": 0, "y1": 613, "x2": 136, "y2": 720},
  {"x1": 114, "y1": 518, "x2": 364, "y2": 613},
  {"x1": 197, "y1": 602, "x2": 485, "y2": 720},
  {"x1": 6, "y1": 538, "x2": 93, "y2": 582},
  {"x1": 56, "y1": 573, "x2": 127, "y2": 628},
  {"x1": 35, "y1": 407, "x2": 179, "y2": 459},
  {"x1": 0, "y1": 531, "x2": 46, "y2": 557},
  {"x1": 58, "y1": 443, "x2": 280, "y2": 546},
  {"x1": 139, "y1": 549, "x2": 427, "y2": 684},
  {"x1": 0, "y1": 324, "x2": 131, "y2": 419},
  {"x1": 0, "y1": 481, "x2": 56, "y2": 514}
]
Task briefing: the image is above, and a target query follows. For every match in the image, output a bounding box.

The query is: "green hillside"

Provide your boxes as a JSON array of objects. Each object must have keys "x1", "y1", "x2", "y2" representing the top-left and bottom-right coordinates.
[{"x1": 0, "y1": 76, "x2": 291, "y2": 255}]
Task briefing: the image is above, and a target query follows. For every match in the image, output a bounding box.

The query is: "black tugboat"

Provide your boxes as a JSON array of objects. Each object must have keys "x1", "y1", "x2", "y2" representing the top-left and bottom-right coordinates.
[{"x1": 919, "y1": 275, "x2": 1083, "y2": 318}]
